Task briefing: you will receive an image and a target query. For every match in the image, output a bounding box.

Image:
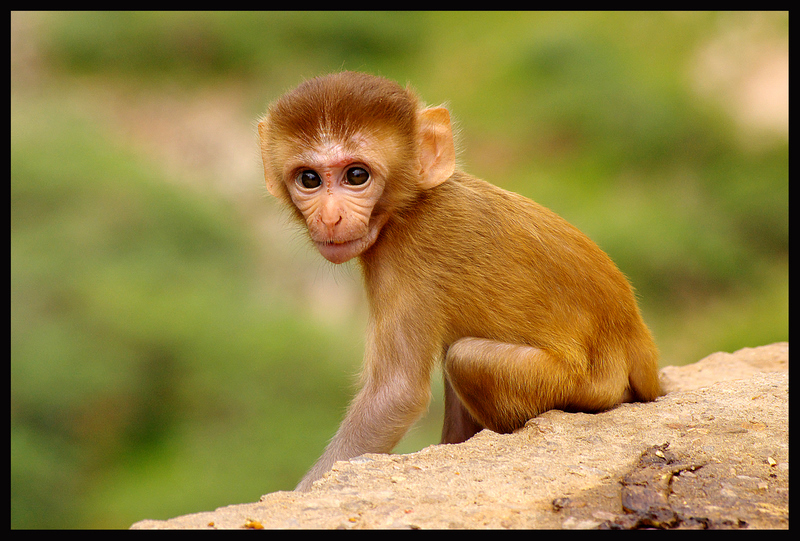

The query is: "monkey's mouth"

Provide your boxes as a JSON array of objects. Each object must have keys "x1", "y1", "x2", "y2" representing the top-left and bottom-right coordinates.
[
  {"x1": 313, "y1": 215, "x2": 388, "y2": 265},
  {"x1": 315, "y1": 237, "x2": 365, "y2": 264},
  {"x1": 320, "y1": 238, "x2": 360, "y2": 248}
]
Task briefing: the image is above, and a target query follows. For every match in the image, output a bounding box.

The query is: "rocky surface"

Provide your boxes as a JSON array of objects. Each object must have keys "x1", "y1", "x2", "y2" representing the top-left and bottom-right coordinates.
[{"x1": 131, "y1": 342, "x2": 788, "y2": 529}]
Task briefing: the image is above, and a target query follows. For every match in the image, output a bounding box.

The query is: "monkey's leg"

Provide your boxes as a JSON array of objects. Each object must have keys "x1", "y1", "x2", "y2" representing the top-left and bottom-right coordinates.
[
  {"x1": 441, "y1": 376, "x2": 484, "y2": 444},
  {"x1": 444, "y1": 337, "x2": 625, "y2": 434}
]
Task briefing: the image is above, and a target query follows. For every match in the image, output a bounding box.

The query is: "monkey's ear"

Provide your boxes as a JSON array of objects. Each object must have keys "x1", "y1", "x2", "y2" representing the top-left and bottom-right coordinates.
[
  {"x1": 417, "y1": 107, "x2": 456, "y2": 189},
  {"x1": 257, "y1": 119, "x2": 284, "y2": 198}
]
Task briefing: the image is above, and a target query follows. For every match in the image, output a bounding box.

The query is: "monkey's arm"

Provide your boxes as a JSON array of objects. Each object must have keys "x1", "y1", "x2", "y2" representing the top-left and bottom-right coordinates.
[{"x1": 295, "y1": 323, "x2": 434, "y2": 491}]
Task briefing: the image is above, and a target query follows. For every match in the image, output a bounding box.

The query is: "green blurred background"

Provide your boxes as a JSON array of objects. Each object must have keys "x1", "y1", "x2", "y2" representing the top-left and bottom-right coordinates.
[{"x1": 10, "y1": 11, "x2": 787, "y2": 528}]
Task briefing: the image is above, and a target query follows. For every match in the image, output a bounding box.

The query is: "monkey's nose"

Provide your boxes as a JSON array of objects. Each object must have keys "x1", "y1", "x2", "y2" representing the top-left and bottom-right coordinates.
[
  {"x1": 319, "y1": 198, "x2": 344, "y2": 229},
  {"x1": 319, "y1": 209, "x2": 343, "y2": 232}
]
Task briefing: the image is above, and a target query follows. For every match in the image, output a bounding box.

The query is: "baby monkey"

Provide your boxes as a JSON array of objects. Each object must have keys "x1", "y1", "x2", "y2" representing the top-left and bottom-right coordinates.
[{"x1": 258, "y1": 71, "x2": 661, "y2": 491}]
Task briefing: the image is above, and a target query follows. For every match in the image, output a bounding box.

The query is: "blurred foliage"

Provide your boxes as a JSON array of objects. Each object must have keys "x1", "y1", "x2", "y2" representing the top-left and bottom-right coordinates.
[
  {"x1": 11, "y1": 11, "x2": 787, "y2": 528},
  {"x1": 11, "y1": 92, "x2": 359, "y2": 527}
]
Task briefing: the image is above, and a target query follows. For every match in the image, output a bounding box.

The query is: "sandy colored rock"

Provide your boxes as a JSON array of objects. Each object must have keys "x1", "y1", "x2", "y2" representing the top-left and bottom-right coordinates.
[{"x1": 132, "y1": 342, "x2": 788, "y2": 530}]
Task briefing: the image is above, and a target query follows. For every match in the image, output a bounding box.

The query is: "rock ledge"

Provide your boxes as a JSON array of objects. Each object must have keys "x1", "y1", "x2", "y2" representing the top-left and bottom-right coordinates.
[{"x1": 132, "y1": 342, "x2": 788, "y2": 529}]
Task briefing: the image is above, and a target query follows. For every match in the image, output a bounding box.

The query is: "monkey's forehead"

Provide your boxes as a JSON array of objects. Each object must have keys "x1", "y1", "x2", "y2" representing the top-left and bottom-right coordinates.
[
  {"x1": 278, "y1": 130, "x2": 406, "y2": 175},
  {"x1": 288, "y1": 138, "x2": 363, "y2": 168}
]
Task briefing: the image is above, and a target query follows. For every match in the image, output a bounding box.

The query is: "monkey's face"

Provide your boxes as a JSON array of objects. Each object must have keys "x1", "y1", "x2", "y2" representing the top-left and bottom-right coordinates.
[
  {"x1": 258, "y1": 71, "x2": 455, "y2": 265},
  {"x1": 281, "y1": 136, "x2": 391, "y2": 264}
]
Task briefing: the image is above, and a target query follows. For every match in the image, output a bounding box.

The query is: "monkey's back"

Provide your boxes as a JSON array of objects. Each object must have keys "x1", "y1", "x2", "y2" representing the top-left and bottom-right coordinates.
[{"x1": 363, "y1": 172, "x2": 658, "y2": 386}]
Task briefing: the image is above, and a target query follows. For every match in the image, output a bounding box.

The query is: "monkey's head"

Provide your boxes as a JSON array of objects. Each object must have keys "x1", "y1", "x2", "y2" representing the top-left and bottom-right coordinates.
[{"x1": 258, "y1": 71, "x2": 455, "y2": 264}]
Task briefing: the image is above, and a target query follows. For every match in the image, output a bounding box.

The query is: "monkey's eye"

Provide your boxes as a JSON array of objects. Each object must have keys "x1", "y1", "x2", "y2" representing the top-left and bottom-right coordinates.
[
  {"x1": 298, "y1": 170, "x2": 322, "y2": 189},
  {"x1": 345, "y1": 167, "x2": 370, "y2": 186}
]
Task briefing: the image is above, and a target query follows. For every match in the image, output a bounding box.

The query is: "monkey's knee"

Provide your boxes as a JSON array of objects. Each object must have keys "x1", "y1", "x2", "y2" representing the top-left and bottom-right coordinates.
[
  {"x1": 444, "y1": 338, "x2": 534, "y2": 433},
  {"x1": 444, "y1": 338, "x2": 482, "y2": 375},
  {"x1": 443, "y1": 338, "x2": 497, "y2": 397}
]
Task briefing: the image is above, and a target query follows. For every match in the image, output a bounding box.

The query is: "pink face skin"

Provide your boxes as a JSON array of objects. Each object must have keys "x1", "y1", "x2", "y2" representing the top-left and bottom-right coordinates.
[
  {"x1": 262, "y1": 107, "x2": 454, "y2": 266},
  {"x1": 283, "y1": 137, "x2": 390, "y2": 264}
]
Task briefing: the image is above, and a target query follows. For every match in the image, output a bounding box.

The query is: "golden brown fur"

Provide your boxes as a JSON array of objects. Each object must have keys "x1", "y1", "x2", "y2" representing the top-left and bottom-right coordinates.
[{"x1": 362, "y1": 173, "x2": 660, "y2": 432}]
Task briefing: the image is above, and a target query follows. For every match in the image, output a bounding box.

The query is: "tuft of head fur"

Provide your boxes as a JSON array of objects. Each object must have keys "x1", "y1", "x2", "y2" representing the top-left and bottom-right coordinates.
[{"x1": 268, "y1": 71, "x2": 419, "y2": 146}]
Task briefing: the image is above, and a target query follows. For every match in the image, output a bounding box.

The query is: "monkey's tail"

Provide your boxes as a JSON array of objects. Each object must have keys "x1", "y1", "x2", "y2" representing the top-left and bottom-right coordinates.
[{"x1": 627, "y1": 341, "x2": 663, "y2": 402}]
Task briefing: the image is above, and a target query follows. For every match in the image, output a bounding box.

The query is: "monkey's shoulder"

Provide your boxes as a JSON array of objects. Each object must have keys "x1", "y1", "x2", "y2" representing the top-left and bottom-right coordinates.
[
  {"x1": 403, "y1": 172, "x2": 615, "y2": 274},
  {"x1": 424, "y1": 172, "x2": 575, "y2": 234}
]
